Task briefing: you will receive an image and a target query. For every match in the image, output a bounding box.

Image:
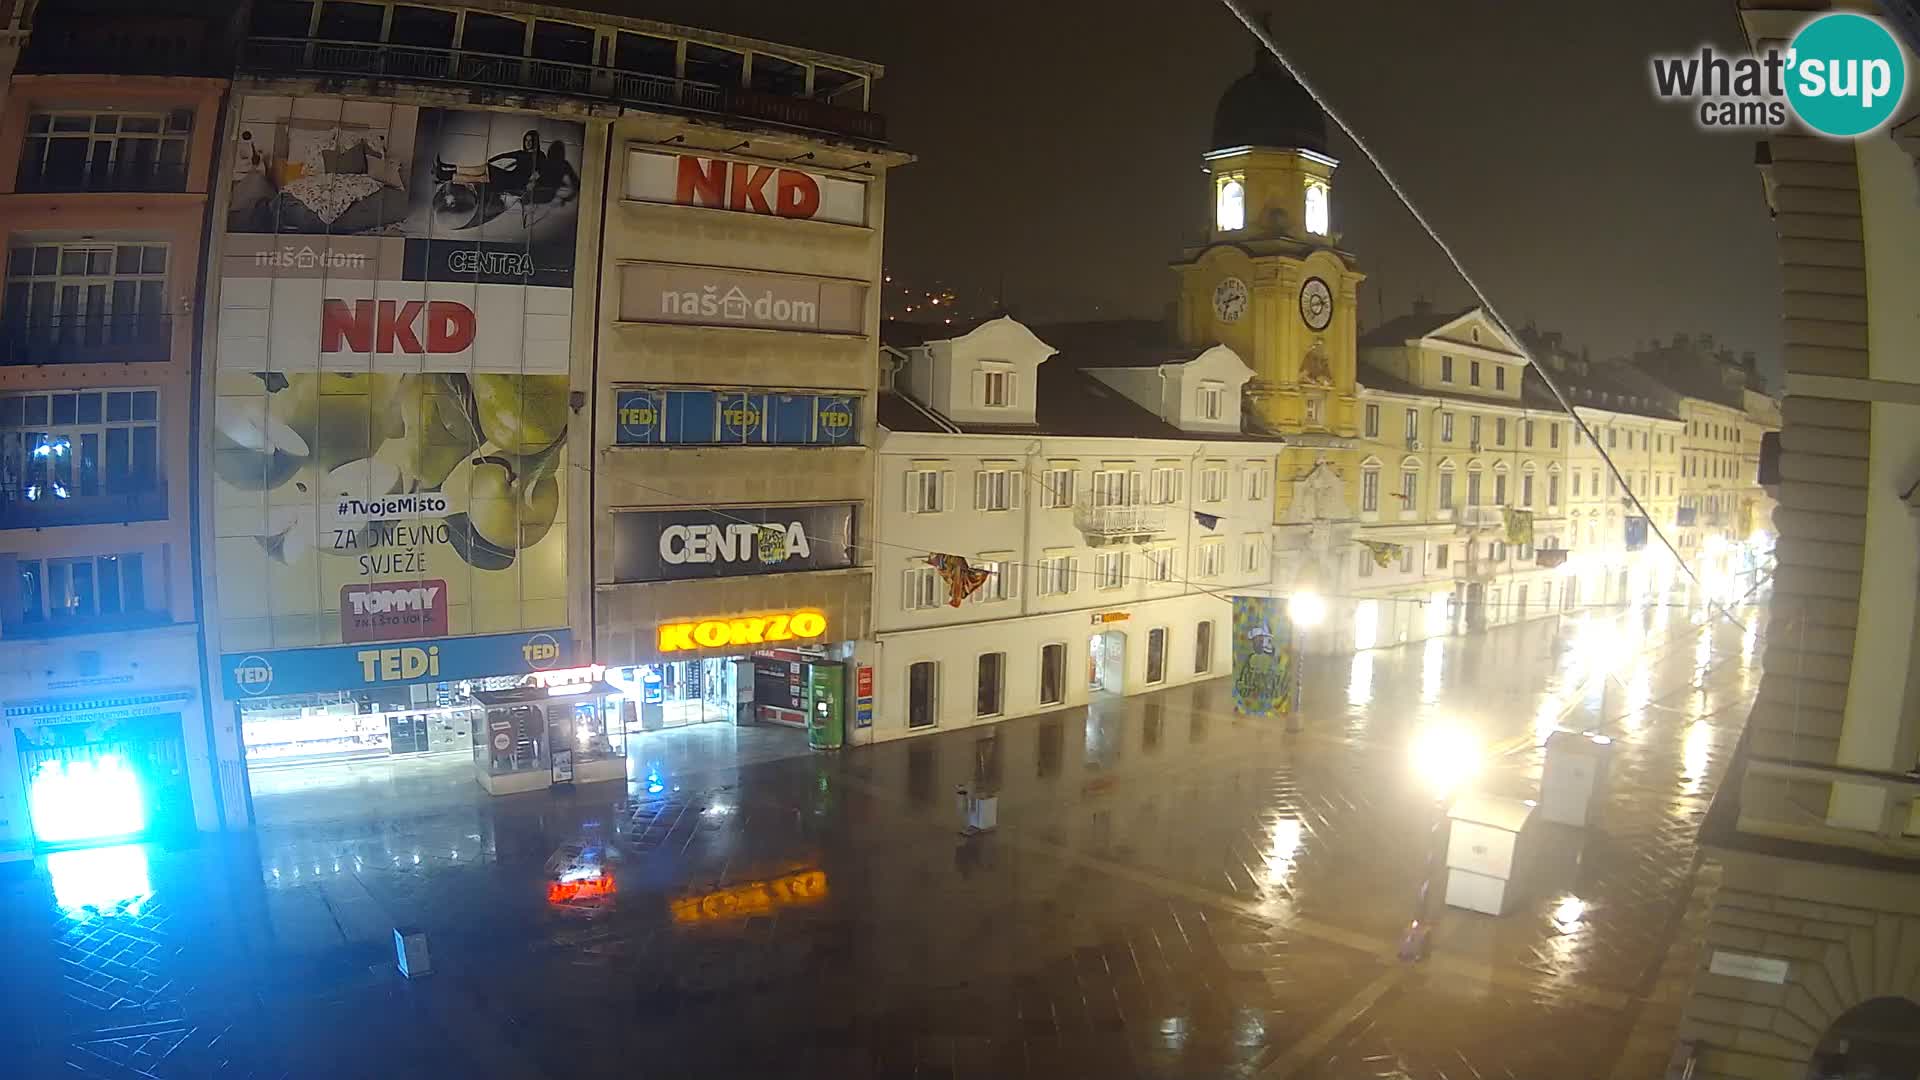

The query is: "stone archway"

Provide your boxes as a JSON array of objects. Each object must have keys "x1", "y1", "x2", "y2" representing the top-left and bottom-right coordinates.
[{"x1": 1806, "y1": 996, "x2": 1920, "y2": 1079}]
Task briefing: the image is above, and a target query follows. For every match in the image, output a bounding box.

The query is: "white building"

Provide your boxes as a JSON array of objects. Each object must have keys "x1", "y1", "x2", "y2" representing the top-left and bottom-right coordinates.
[{"x1": 862, "y1": 316, "x2": 1281, "y2": 742}]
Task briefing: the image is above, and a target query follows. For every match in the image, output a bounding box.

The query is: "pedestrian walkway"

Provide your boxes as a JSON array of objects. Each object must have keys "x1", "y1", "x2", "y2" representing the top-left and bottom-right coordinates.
[{"x1": 0, "y1": 599, "x2": 1762, "y2": 1078}]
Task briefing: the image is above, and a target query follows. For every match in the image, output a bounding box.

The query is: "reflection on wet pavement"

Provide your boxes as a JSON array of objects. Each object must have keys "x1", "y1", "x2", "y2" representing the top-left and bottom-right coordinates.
[{"x1": 0, "y1": 599, "x2": 1765, "y2": 1077}]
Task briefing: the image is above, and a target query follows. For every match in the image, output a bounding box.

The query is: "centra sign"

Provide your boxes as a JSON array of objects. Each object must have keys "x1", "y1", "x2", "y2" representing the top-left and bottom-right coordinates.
[{"x1": 658, "y1": 610, "x2": 828, "y2": 653}]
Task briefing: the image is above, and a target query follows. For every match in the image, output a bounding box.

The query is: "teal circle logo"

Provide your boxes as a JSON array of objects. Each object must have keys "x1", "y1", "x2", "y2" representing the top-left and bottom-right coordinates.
[{"x1": 1786, "y1": 13, "x2": 1906, "y2": 137}]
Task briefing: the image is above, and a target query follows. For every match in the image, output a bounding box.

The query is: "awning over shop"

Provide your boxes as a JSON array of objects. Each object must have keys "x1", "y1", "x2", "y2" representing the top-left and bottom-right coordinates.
[{"x1": 6, "y1": 689, "x2": 196, "y2": 726}]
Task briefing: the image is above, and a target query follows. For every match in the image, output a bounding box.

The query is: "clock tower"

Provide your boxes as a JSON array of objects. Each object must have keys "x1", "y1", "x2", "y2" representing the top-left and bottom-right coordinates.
[{"x1": 1172, "y1": 38, "x2": 1365, "y2": 438}]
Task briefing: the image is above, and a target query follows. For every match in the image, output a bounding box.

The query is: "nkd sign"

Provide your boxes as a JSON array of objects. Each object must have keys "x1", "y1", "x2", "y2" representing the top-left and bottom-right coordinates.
[
  {"x1": 626, "y1": 150, "x2": 868, "y2": 227},
  {"x1": 618, "y1": 262, "x2": 866, "y2": 335}
]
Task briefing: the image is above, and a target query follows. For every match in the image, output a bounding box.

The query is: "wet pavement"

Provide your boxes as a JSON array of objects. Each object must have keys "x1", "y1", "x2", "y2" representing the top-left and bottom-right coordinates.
[{"x1": 0, "y1": 596, "x2": 1766, "y2": 1078}]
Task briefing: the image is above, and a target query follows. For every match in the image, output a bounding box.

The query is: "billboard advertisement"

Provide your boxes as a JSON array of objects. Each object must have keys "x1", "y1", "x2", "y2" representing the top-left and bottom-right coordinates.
[
  {"x1": 211, "y1": 95, "x2": 582, "y2": 659},
  {"x1": 1231, "y1": 596, "x2": 1298, "y2": 717},
  {"x1": 610, "y1": 503, "x2": 857, "y2": 583}
]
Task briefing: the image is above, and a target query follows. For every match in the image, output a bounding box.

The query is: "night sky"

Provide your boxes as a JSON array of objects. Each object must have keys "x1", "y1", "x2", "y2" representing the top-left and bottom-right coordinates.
[{"x1": 634, "y1": 0, "x2": 1782, "y2": 381}]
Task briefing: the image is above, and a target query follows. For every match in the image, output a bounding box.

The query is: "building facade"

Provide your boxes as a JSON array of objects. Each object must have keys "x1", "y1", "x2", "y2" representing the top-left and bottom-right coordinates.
[
  {"x1": 190, "y1": 0, "x2": 895, "y2": 829},
  {"x1": 0, "y1": 1, "x2": 229, "y2": 856},
  {"x1": 865, "y1": 317, "x2": 1278, "y2": 742},
  {"x1": 1669, "y1": 5, "x2": 1920, "y2": 1077}
]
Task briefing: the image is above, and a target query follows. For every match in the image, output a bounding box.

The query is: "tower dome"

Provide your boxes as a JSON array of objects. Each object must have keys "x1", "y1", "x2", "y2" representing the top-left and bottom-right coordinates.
[{"x1": 1210, "y1": 38, "x2": 1328, "y2": 155}]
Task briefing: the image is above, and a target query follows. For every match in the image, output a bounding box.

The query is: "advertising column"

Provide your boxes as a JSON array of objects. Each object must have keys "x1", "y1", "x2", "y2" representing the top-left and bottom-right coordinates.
[{"x1": 206, "y1": 96, "x2": 585, "y2": 811}]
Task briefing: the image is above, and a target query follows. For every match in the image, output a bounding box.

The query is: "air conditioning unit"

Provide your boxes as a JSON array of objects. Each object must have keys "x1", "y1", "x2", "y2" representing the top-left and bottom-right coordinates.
[
  {"x1": 1469, "y1": 441, "x2": 1482, "y2": 453},
  {"x1": 1407, "y1": 437, "x2": 1422, "y2": 450}
]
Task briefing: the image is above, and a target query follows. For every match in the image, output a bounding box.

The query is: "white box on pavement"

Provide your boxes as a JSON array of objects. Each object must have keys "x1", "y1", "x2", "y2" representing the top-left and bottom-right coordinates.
[
  {"x1": 1444, "y1": 793, "x2": 1535, "y2": 916},
  {"x1": 1539, "y1": 730, "x2": 1614, "y2": 827}
]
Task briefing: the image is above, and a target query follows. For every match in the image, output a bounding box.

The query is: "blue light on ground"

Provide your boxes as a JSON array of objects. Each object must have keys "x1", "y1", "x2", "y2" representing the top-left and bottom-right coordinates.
[{"x1": 47, "y1": 843, "x2": 151, "y2": 919}]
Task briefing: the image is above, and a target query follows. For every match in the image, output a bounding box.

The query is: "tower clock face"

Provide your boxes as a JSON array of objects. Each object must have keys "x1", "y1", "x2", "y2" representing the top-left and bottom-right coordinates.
[
  {"x1": 1212, "y1": 277, "x2": 1249, "y2": 324},
  {"x1": 1299, "y1": 277, "x2": 1334, "y2": 331}
]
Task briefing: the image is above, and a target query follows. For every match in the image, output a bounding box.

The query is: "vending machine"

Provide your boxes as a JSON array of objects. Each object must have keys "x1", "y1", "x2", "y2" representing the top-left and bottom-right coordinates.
[{"x1": 805, "y1": 661, "x2": 845, "y2": 751}]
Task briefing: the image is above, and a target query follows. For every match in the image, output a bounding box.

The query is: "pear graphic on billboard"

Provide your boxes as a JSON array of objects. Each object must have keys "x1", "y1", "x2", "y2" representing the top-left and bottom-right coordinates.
[{"x1": 212, "y1": 96, "x2": 581, "y2": 653}]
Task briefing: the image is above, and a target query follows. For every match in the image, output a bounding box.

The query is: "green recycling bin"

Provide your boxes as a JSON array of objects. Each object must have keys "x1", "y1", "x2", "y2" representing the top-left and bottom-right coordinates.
[{"x1": 806, "y1": 662, "x2": 845, "y2": 750}]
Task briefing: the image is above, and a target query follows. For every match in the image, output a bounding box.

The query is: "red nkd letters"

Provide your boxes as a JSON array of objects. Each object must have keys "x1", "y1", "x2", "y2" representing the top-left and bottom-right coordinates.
[
  {"x1": 674, "y1": 156, "x2": 822, "y2": 219},
  {"x1": 321, "y1": 299, "x2": 477, "y2": 354}
]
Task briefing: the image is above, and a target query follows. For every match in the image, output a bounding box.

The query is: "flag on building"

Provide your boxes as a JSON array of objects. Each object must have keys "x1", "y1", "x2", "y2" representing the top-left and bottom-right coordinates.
[
  {"x1": 927, "y1": 554, "x2": 992, "y2": 608},
  {"x1": 1194, "y1": 512, "x2": 1220, "y2": 531},
  {"x1": 1356, "y1": 539, "x2": 1403, "y2": 568},
  {"x1": 1536, "y1": 548, "x2": 1569, "y2": 569},
  {"x1": 1503, "y1": 507, "x2": 1535, "y2": 546}
]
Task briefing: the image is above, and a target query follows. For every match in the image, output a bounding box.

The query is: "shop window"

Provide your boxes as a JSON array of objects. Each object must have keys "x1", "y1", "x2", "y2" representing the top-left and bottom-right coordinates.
[
  {"x1": 1195, "y1": 621, "x2": 1213, "y2": 674},
  {"x1": 975, "y1": 652, "x2": 1004, "y2": 718},
  {"x1": 1146, "y1": 627, "x2": 1167, "y2": 685},
  {"x1": 1039, "y1": 642, "x2": 1066, "y2": 706},
  {"x1": 908, "y1": 662, "x2": 937, "y2": 729}
]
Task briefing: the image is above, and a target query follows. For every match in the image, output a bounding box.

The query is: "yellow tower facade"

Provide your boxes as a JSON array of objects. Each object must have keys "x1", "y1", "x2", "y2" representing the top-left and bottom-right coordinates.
[{"x1": 1171, "y1": 46, "x2": 1365, "y2": 529}]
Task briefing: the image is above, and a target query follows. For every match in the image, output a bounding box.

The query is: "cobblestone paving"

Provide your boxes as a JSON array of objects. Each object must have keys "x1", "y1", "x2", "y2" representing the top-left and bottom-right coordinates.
[{"x1": 0, "y1": 599, "x2": 1763, "y2": 1078}]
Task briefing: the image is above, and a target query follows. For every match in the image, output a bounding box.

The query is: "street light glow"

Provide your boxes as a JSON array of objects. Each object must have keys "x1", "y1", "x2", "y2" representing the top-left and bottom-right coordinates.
[
  {"x1": 1289, "y1": 591, "x2": 1327, "y2": 627},
  {"x1": 1411, "y1": 723, "x2": 1482, "y2": 798}
]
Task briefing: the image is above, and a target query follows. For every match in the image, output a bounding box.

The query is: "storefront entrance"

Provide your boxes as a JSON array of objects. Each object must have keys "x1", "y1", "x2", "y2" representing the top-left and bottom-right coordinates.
[
  {"x1": 16, "y1": 709, "x2": 194, "y2": 849},
  {"x1": 615, "y1": 658, "x2": 738, "y2": 729},
  {"x1": 1088, "y1": 630, "x2": 1126, "y2": 694}
]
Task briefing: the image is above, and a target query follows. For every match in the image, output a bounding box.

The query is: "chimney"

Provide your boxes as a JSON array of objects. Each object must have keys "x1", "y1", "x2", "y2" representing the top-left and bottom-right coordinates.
[
  {"x1": 1412, "y1": 298, "x2": 1433, "y2": 317},
  {"x1": 1740, "y1": 350, "x2": 1757, "y2": 371}
]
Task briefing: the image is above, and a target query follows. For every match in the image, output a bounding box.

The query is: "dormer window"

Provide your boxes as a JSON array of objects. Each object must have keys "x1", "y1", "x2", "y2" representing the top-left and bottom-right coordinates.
[
  {"x1": 1303, "y1": 181, "x2": 1329, "y2": 236},
  {"x1": 979, "y1": 364, "x2": 1014, "y2": 408},
  {"x1": 1216, "y1": 177, "x2": 1246, "y2": 231},
  {"x1": 1197, "y1": 380, "x2": 1225, "y2": 421}
]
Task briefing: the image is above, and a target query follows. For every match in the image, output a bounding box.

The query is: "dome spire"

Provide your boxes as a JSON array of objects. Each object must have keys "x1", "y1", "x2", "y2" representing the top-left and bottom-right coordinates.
[{"x1": 1211, "y1": 14, "x2": 1328, "y2": 155}]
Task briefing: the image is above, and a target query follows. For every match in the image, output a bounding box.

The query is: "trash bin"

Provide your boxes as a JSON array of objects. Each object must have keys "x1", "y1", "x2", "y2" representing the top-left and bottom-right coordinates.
[
  {"x1": 1445, "y1": 793, "x2": 1536, "y2": 916},
  {"x1": 1539, "y1": 730, "x2": 1614, "y2": 827}
]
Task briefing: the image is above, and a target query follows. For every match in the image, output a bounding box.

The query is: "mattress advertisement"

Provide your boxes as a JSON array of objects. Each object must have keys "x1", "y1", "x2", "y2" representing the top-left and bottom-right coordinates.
[{"x1": 212, "y1": 95, "x2": 582, "y2": 658}]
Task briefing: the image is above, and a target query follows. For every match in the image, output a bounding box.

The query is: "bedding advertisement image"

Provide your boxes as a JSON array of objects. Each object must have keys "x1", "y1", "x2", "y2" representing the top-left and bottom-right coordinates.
[{"x1": 212, "y1": 96, "x2": 581, "y2": 653}]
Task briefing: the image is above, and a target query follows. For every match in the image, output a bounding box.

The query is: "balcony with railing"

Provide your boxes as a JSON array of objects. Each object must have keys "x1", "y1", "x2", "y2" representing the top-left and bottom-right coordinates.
[
  {"x1": 0, "y1": 485, "x2": 168, "y2": 530},
  {"x1": 1073, "y1": 499, "x2": 1169, "y2": 545},
  {"x1": 1451, "y1": 505, "x2": 1504, "y2": 531},
  {"x1": 15, "y1": 159, "x2": 189, "y2": 195},
  {"x1": 0, "y1": 315, "x2": 173, "y2": 365},
  {"x1": 238, "y1": 37, "x2": 887, "y2": 143}
]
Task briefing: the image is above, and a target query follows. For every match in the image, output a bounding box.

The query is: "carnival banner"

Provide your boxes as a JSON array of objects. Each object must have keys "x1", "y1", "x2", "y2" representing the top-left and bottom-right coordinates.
[{"x1": 1231, "y1": 596, "x2": 1298, "y2": 717}]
